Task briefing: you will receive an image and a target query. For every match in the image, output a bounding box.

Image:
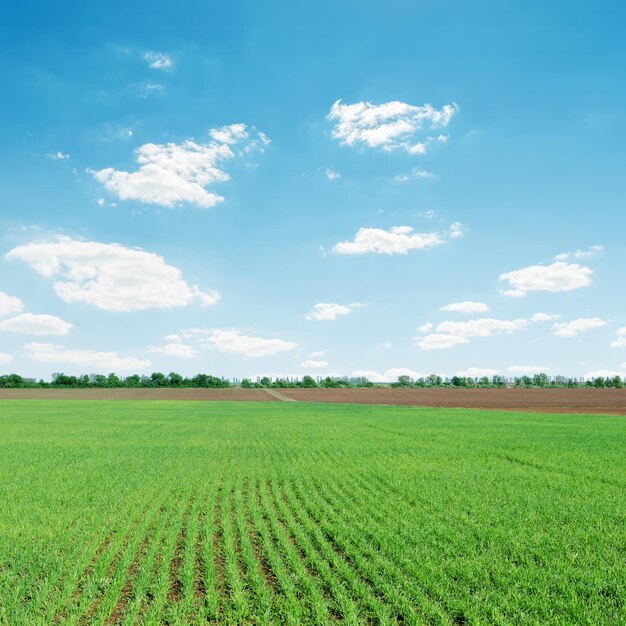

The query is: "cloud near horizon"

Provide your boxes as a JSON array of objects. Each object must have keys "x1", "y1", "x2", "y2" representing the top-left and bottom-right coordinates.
[
  {"x1": 182, "y1": 328, "x2": 297, "y2": 358},
  {"x1": 6, "y1": 236, "x2": 219, "y2": 312},
  {"x1": 24, "y1": 342, "x2": 150, "y2": 371}
]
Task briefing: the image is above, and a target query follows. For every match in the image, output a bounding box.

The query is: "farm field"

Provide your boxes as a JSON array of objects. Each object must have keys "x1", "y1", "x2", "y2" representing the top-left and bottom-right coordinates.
[
  {"x1": 0, "y1": 401, "x2": 624, "y2": 625},
  {"x1": 0, "y1": 387, "x2": 624, "y2": 414}
]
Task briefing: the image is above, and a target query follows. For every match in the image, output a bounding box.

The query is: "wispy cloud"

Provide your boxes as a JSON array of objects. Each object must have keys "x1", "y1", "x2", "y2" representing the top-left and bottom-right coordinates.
[
  {"x1": 305, "y1": 302, "x2": 364, "y2": 321},
  {"x1": 144, "y1": 51, "x2": 173, "y2": 70}
]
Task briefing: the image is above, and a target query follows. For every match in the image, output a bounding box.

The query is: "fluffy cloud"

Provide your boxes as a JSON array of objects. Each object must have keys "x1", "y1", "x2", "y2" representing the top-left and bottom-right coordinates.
[
  {"x1": 417, "y1": 322, "x2": 434, "y2": 333},
  {"x1": 0, "y1": 353, "x2": 13, "y2": 364},
  {"x1": 499, "y1": 262, "x2": 592, "y2": 297},
  {"x1": 530, "y1": 312, "x2": 561, "y2": 322},
  {"x1": 24, "y1": 342, "x2": 150, "y2": 371},
  {"x1": 0, "y1": 313, "x2": 72, "y2": 335},
  {"x1": 325, "y1": 168, "x2": 340, "y2": 181},
  {"x1": 148, "y1": 340, "x2": 198, "y2": 358},
  {"x1": 415, "y1": 334, "x2": 470, "y2": 350},
  {"x1": 436, "y1": 318, "x2": 529, "y2": 338},
  {"x1": 415, "y1": 316, "x2": 531, "y2": 351},
  {"x1": 144, "y1": 51, "x2": 172, "y2": 70},
  {"x1": 0, "y1": 292, "x2": 23, "y2": 316},
  {"x1": 555, "y1": 245, "x2": 603, "y2": 261},
  {"x1": 610, "y1": 327, "x2": 626, "y2": 348},
  {"x1": 456, "y1": 367, "x2": 498, "y2": 377},
  {"x1": 551, "y1": 318, "x2": 608, "y2": 338},
  {"x1": 328, "y1": 99, "x2": 458, "y2": 153},
  {"x1": 300, "y1": 359, "x2": 329, "y2": 369},
  {"x1": 89, "y1": 124, "x2": 268, "y2": 208},
  {"x1": 333, "y1": 225, "x2": 444, "y2": 255},
  {"x1": 183, "y1": 328, "x2": 297, "y2": 358},
  {"x1": 440, "y1": 301, "x2": 490, "y2": 314},
  {"x1": 508, "y1": 365, "x2": 551, "y2": 374},
  {"x1": 305, "y1": 302, "x2": 363, "y2": 321},
  {"x1": 352, "y1": 367, "x2": 424, "y2": 382},
  {"x1": 6, "y1": 236, "x2": 219, "y2": 312}
]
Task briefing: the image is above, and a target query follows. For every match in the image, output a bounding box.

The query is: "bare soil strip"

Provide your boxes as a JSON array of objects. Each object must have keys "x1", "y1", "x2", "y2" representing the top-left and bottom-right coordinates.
[
  {"x1": 278, "y1": 388, "x2": 626, "y2": 415},
  {"x1": 0, "y1": 387, "x2": 624, "y2": 413}
]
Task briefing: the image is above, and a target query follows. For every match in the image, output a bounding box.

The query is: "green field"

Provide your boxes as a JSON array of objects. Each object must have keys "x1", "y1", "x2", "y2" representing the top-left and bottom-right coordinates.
[{"x1": 0, "y1": 401, "x2": 624, "y2": 625}]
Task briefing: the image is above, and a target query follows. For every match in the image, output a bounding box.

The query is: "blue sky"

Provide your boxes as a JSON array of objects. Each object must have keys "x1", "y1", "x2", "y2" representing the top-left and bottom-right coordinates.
[{"x1": 1, "y1": 0, "x2": 625, "y2": 381}]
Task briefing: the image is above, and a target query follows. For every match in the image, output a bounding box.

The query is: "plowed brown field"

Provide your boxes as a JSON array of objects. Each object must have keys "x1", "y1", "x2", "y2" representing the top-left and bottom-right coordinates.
[
  {"x1": 278, "y1": 387, "x2": 626, "y2": 414},
  {"x1": 0, "y1": 387, "x2": 624, "y2": 413},
  {"x1": 0, "y1": 388, "x2": 276, "y2": 401}
]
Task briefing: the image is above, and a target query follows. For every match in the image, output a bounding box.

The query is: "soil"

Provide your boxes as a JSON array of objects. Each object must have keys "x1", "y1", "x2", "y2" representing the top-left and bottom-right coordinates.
[
  {"x1": 0, "y1": 387, "x2": 624, "y2": 414},
  {"x1": 277, "y1": 387, "x2": 626, "y2": 415}
]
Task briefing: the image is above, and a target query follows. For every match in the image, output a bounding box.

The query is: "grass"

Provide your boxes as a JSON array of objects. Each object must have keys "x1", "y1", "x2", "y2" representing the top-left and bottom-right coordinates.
[{"x1": 0, "y1": 400, "x2": 624, "y2": 625}]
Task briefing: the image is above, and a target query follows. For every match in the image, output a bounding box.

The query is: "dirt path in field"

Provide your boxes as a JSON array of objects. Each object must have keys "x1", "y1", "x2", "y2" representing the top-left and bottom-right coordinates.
[{"x1": 262, "y1": 388, "x2": 298, "y2": 402}]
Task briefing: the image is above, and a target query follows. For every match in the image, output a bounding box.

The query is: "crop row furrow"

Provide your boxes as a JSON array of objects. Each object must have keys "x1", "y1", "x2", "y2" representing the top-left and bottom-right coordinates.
[
  {"x1": 310, "y1": 473, "x2": 461, "y2": 622},
  {"x1": 255, "y1": 478, "x2": 329, "y2": 624},
  {"x1": 277, "y1": 478, "x2": 402, "y2": 625}
]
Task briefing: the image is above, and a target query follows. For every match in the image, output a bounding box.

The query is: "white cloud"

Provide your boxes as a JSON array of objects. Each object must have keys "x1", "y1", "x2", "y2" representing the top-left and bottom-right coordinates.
[
  {"x1": 96, "y1": 198, "x2": 105, "y2": 207},
  {"x1": 300, "y1": 359, "x2": 329, "y2": 368},
  {"x1": 555, "y1": 245, "x2": 603, "y2": 261},
  {"x1": 417, "y1": 322, "x2": 433, "y2": 333},
  {"x1": 47, "y1": 151, "x2": 70, "y2": 160},
  {"x1": 305, "y1": 302, "x2": 364, "y2": 321},
  {"x1": 508, "y1": 365, "x2": 551, "y2": 374},
  {"x1": 436, "y1": 318, "x2": 529, "y2": 338},
  {"x1": 440, "y1": 301, "x2": 490, "y2": 314},
  {"x1": 352, "y1": 367, "x2": 424, "y2": 382},
  {"x1": 499, "y1": 262, "x2": 592, "y2": 296},
  {"x1": 328, "y1": 99, "x2": 458, "y2": 153},
  {"x1": 6, "y1": 236, "x2": 219, "y2": 312},
  {"x1": 0, "y1": 353, "x2": 13, "y2": 364},
  {"x1": 610, "y1": 327, "x2": 626, "y2": 348},
  {"x1": 530, "y1": 312, "x2": 561, "y2": 322},
  {"x1": 325, "y1": 168, "x2": 340, "y2": 181},
  {"x1": 456, "y1": 367, "x2": 498, "y2": 377},
  {"x1": 332, "y1": 225, "x2": 444, "y2": 255},
  {"x1": 584, "y1": 369, "x2": 624, "y2": 380},
  {"x1": 447, "y1": 222, "x2": 465, "y2": 239},
  {"x1": 89, "y1": 124, "x2": 268, "y2": 209},
  {"x1": 551, "y1": 318, "x2": 608, "y2": 338},
  {"x1": 309, "y1": 350, "x2": 326, "y2": 357},
  {"x1": 183, "y1": 328, "x2": 297, "y2": 358},
  {"x1": 24, "y1": 342, "x2": 150, "y2": 371},
  {"x1": 0, "y1": 292, "x2": 24, "y2": 316},
  {"x1": 419, "y1": 210, "x2": 435, "y2": 220},
  {"x1": 148, "y1": 341, "x2": 197, "y2": 358},
  {"x1": 144, "y1": 51, "x2": 173, "y2": 70},
  {"x1": 415, "y1": 334, "x2": 470, "y2": 350},
  {"x1": 394, "y1": 167, "x2": 434, "y2": 182},
  {"x1": 0, "y1": 313, "x2": 72, "y2": 336}
]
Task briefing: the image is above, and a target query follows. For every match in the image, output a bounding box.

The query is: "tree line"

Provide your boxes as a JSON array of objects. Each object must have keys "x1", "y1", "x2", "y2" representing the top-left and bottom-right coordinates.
[{"x1": 0, "y1": 372, "x2": 623, "y2": 389}]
